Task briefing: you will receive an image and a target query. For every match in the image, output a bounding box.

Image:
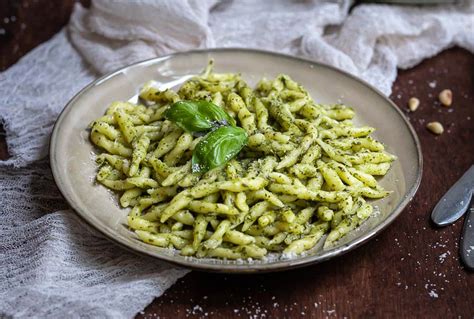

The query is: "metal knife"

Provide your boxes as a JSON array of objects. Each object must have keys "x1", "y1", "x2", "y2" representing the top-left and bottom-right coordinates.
[
  {"x1": 460, "y1": 200, "x2": 474, "y2": 270},
  {"x1": 431, "y1": 165, "x2": 474, "y2": 226}
]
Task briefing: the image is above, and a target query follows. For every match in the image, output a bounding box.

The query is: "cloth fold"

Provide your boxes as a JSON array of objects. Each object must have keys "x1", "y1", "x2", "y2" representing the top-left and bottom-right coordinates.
[
  {"x1": 0, "y1": 30, "x2": 189, "y2": 319},
  {"x1": 69, "y1": 0, "x2": 474, "y2": 94},
  {"x1": 1, "y1": 0, "x2": 473, "y2": 318},
  {"x1": 0, "y1": 158, "x2": 188, "y2": 319}
]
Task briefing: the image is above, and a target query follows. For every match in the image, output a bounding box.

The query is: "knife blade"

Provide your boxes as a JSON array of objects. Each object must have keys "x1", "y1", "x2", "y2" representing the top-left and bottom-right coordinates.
[
  {"x1": 460, "y1": 199, "x2": 474, "y2": 271},
  {"x1": 431, "y1": 165, "x2": 474, "y2": 226}
]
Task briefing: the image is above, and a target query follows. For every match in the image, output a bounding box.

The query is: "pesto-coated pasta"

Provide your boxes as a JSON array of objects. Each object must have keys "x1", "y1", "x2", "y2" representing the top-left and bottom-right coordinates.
[{"x1": 89, "y1": 61, "x2": 396, "y2": 260}]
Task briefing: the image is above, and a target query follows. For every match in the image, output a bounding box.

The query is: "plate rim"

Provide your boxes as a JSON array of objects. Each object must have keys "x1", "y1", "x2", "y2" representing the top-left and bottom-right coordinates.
[{"x1": 50, "y1": 48, "x2": 423, "y2": 273}]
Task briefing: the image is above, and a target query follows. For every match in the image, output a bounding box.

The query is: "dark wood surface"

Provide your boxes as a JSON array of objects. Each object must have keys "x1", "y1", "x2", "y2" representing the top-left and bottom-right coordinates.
[
  {"x1": 0, "y1": 0, "x2": 90, "y2": 71},
  {"x1": 136, "y1": 48, "x2": 474, "y2": 319},
  {"x1": 1, "y1": 2, "x2": 473, "y2": 318}
]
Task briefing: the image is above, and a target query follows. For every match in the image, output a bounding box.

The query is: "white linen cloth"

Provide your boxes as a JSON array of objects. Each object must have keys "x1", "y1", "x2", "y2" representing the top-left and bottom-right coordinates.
[{"x1": 1, "y1": 0, "x2": 473, "y2": 318}]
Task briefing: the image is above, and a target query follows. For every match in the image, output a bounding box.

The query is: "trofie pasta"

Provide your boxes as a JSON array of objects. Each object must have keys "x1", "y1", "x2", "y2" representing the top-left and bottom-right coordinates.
[{"x1": 89, "y1": 61, "x2": 396, "y2": 259}]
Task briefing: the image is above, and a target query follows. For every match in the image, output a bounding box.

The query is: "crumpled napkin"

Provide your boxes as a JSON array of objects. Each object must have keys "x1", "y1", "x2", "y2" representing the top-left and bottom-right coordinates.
[{"x1": 70, "y1": 0, "x2": 474, "y2": 95}]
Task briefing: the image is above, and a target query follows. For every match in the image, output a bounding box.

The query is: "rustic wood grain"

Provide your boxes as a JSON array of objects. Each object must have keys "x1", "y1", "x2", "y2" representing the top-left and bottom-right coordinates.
[
  {"x1": 1, "y1": 1, "x2": 473, "y2": 318},
  {"x1": 135, "y1": 48, "x2": 474, "y2": 319},
  {"x1": 0, "y1": 126, "x2": 7, "y2": 160},
  {"x1": 0, "y1": 0, "x2": 90, "y2": 71}
]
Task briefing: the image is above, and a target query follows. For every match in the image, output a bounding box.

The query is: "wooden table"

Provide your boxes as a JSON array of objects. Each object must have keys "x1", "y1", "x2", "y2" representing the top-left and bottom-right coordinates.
[{"x1": 1, "y1": 1, "x2": 473, "y2": 318}]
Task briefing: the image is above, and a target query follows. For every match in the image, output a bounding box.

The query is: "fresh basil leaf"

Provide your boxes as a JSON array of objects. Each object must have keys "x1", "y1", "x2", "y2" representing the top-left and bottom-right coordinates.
[
  {"x1": 192, "y1": 126, "x2": 248, "y2": 173},
  {"x1": 165, "y1": 100, "x2": 236, "y2": 133},
  {"x1": 197, "y1": 100, "x2": 236, "y2": 128}
]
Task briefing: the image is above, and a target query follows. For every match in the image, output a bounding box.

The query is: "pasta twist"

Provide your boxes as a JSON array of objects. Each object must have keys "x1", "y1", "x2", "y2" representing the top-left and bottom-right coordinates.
[{"x1": 89, "y1": 62, "x2": 396, "y2": 259}]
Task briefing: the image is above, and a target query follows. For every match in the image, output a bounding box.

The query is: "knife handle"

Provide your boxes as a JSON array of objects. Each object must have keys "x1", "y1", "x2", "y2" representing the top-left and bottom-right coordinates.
[{"x1": 460, "y1": 204, "x2": 474, "y2": 271}]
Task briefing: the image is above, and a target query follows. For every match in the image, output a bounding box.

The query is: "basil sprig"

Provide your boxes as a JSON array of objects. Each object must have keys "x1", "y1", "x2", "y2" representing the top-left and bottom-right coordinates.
[
  {"x1": 165, "y1": 100, "x2": 236, "y2": 133},
  {"x1": 191, "y1": 126, "x2": 248, "y2": 173},
  {"x1": 164, "y1": 100, "x2": 247, "y2": 173}
]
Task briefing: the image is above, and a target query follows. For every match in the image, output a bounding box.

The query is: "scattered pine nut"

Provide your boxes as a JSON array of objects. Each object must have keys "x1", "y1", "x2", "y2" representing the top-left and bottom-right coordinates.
[
  {"x1": 426, "y1": 121, "x2": 444, "y2": 135},
  {"x1": 408, "y1": 97, "x2": 419, "y2": 112},
  {"x1": 439, "y1": 89, "x2": 452, "y2": 107}
]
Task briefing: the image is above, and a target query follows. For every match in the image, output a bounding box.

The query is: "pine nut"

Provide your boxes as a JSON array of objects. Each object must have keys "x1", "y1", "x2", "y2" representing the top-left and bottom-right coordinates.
[
  {"x1": 426, "y1": 121, "x2": 444, "y2": 135},
  {"x1": 408, "y1": 97, "x2": 419, "y2": 112},
  {"x1": 439, "y1": 89, "x2": 452, "y2": 107}
]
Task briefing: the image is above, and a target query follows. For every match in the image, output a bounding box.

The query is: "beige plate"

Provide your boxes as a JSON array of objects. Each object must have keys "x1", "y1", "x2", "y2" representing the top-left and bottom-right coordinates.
[{"x1": 50, "y1": 49, "x2": 422, "y2": 273}]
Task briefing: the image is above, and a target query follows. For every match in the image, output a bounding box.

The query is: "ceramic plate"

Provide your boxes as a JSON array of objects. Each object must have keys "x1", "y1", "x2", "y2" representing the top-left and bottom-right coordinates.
[{"x1": 50, "y1": 49, "x2": 422, "y2": 273}]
